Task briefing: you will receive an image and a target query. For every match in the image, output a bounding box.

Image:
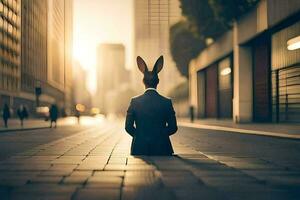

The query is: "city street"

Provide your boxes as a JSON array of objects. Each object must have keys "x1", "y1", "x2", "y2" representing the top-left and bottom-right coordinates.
[
  {"x1": 0, "y1": 118, "x2": 299, "y2": 199},
  {"x1": 0, "y1": 0, "x2": 299, "y2": 199}
]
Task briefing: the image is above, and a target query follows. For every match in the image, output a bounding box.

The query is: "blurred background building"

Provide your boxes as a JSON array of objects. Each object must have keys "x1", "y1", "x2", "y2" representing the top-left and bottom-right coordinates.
[
  {"x1": 0, "y1": 0, "x2": 74, "y2": 117},
  {"x1": 132, "y1": 0, "x2": 186, "y2": 96},
  {"x1": 73, "y1": 61, "x2": 92, "y2": 112},
  {"x1": 64, "y1": 0, "x2": 75, "y2": 115},
  {"x1": 95, "y1": 43, "x2": 131, "y2": 115},
  {"x1": 47, "y1": 0, "x2": 74, "y2": 114}
]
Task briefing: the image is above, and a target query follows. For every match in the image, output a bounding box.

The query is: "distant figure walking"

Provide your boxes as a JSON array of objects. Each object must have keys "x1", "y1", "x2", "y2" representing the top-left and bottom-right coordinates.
[
  {"x1": 189, "y1": 105, "x2": 194, "y2": 123},
  {"x1": 125, "y1": 56, "x2": 178, "y2": 156},
  {"x1": 75, "y1": 109, "x2": 81, "y2": 124},
  {"x1": 49, "y1": 104, "x2": 58, "y2": 128},
  {"x1": 2, "y1": 104, "x2": 10, "y2": 128},
  {"x1": 17, "y1": 105, "x2": 28, "y2": 127}
]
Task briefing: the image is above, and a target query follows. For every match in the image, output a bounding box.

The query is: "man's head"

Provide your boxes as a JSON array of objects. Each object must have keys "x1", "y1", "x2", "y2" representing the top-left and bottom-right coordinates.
[{"x1": 137, "y1": 56, "x2": 164, "y2": 89}]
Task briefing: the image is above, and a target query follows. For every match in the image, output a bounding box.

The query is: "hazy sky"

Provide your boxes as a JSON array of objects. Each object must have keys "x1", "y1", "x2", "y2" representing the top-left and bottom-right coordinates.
[{"x1": 73, "y1": 0, "x2": 134, "y2": 94}]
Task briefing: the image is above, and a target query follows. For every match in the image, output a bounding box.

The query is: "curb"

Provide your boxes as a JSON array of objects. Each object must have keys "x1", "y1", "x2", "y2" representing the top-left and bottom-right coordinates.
[
  {"x1": 178, "y1": 122, "x2": 300, "y2": 140},
  {"x1": 0, "y1": 126, "x2": 50, "y2": 133}
]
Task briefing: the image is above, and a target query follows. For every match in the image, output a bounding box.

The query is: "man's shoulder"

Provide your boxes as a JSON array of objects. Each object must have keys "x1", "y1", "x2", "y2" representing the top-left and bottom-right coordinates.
[
  {"x1": 131, "y1": 93, "x2": 172, "y2": 104},
  {"x1": 155, "y1": 92, "x2": 172, "y2": 103},
  {"x1": 161, "y1": 94, "x2": 172, "y2": 101},
  {"x1": 131, "y1": 94, "x2": 144, "y2": 101}
]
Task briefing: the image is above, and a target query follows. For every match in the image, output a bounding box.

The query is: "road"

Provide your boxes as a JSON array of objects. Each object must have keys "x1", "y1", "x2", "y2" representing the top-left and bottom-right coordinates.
[{"x1": 0, "y1": 118, "x2": 299, "y2": 199}]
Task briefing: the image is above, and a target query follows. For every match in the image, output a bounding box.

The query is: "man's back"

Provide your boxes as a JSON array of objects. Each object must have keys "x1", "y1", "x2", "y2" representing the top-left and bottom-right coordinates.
[
  {"x1": 125, "y1": 89, "x2": 177, "y2": 155},
  {"x1": 125, "y1": 55, "x2": 177, "y2": 155}
]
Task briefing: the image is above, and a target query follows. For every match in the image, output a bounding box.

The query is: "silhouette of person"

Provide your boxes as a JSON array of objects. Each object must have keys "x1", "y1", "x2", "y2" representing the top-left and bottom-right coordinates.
[
  {"x1": 125, "y1": 56, "x2": 178, "y2": 156},
  {"x1": 49, "y1": 104, "x2": 58, "y2": 128},
  {"x1": 189, "y1": 105, "x2": 194, "y2": 123},
  {"x1": 17, "y1": 105, "x2": 28, "y2": 127},
  {"x1": 75, "y1": 109, "x2": 80, "y2": 124},
  {"x1": 2, "y1": 104, "x2": 10, "y2": 128}
]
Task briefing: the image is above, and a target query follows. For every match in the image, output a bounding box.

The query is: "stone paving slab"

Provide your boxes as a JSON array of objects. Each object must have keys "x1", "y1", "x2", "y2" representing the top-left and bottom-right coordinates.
[{"x1": 0, "y1": 121, "x2": 299, "y2": 199}]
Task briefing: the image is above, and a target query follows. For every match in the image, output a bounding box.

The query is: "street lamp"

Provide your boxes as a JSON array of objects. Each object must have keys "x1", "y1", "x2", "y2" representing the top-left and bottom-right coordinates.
[{"x1": 287, "y1": 35, "x2": 300, "y2": 50}]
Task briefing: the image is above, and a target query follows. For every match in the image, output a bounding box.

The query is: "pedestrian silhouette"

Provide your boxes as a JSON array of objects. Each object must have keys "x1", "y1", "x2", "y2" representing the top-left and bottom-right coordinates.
[
  {"x1": 49, "y1": 104, "x2": 58, "y2": 128},
  {"x1": 2, "y1": 104, "x2": 10, "y2": 128},
  {"x1": 189, "y1": 105, "x2": 194, "y2": 123},
  {"x1": 125, "y1": 56, "x2": 178, "y2": 156},
  {"x1": 75, "y1": 109, "x2": 81, "y2": 124},
  {"x1": 17, "y1": 105, "x2": 28, "y2": 127}
]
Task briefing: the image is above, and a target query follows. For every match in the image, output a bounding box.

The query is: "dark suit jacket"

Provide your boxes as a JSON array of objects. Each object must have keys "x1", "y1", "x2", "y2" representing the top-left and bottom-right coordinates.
[{"x1": 125, "y1": 89, "x2": 178, "y2": 155}]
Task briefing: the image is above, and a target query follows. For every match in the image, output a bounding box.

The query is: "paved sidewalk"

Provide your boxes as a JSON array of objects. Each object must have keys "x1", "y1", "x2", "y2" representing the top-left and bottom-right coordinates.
[
  {"x1": 0, "y1": 121, "x2": 299, "y2": 199},
  {"x1": 0, "y1": 117, "x2": 97, "y2": 132},
  {"x1": 0, "y1": 118, "x2": 50, "y2": 132},
  {"x1": 179, "y1": 118, "x2": 300, "y2": 139}
]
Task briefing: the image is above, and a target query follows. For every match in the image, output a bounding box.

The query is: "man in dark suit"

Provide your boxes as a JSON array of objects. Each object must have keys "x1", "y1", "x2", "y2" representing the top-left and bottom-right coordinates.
[{"x1": 125, "y1": 56, "x2": 178, "y2": 156}]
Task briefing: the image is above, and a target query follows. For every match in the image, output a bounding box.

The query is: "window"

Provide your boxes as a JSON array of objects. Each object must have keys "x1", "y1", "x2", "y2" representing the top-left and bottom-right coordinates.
[{"x1": 0, "y1": 2, "x2": 3, "y2": 13}]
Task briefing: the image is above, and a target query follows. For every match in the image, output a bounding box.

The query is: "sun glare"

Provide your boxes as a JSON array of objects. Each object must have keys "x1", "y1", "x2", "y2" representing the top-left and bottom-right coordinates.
[{"x1": 73, "y1": 0, "x2": 134, "y2": 95}]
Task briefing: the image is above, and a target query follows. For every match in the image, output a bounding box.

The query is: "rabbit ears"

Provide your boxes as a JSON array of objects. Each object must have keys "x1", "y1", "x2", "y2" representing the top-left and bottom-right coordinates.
[{"x1": 137, "y1": 56, "x2": 164, "y2": 74}]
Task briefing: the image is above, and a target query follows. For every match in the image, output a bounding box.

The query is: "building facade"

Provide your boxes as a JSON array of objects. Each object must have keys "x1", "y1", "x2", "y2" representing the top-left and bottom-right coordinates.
[
  {"x1": 0, "y1": 0, "x2": 21, "y2": 108},
  {"x1": 132, "y1": 0, "x2": 185, "y2": 95},
  {"x1": 20, "y1": 0, "x2": 48, "y2": 113},
  {"x1": 1, "y1": 0, "x2": 74, "y2": 116},
  {"x1": 64, "y1": 0, "x2": 74, "y2": 115},
  {"x1": 47, "y1": 0, "x2": 65, "y2": 106},
  {"x1": 189, "y1": 0, "x2": 300, "y2": 123}
]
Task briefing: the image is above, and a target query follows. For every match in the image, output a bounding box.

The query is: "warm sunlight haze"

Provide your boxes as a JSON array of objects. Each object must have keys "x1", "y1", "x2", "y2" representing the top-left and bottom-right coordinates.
[{"x1": 73, "y1": 0, "x2": 134, "y2": 94}]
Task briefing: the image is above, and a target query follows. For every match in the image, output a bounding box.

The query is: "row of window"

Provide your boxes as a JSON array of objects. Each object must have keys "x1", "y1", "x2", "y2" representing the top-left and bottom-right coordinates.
[
  {"x1": 0, "y1": 57, "x2": 19, "y2": 73},
  {"x1": 0, "y1": 73, "x2": 19, "y2": 91},
  {"x1": 0, "y1": 46, "x2": 20, "y2": 66},
  {"x1": 0, "y1": 37, "x2": 20, "y2": 54},
  {"x1": 0, "y1": 16, "x2": 20, "y2": 38},
  {"x1": 1, "y1": 0, "x2": 20, "y2": 15},
  {"x1": 0, "y1": 7, "x2": 20, "y2": 29}
]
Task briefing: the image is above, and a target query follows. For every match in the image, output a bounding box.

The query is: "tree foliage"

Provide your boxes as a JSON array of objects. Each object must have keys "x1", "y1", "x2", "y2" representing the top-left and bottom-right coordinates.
[
  {"x1": 208, "y1": 0, "x2": 260, "y2": 27},
  {"x1": 179, "y1": 0, "x2": 260, "y2": 39},
  {"x1": 168, "y1": 80, "x2": 189, "y2": 101},
  {"x1": 170, "y1": 0, "x2": 260, "y2": 77},
  {"x1": 179, "y1": 0, "x2": 227, "y2": 39},
  {"x1": 169, "y1": 21, "x2": 205, "y2": 77}
]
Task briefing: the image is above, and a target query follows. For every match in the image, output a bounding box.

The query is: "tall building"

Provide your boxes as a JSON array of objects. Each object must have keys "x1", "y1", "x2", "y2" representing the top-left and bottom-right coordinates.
[
  {"x1": 64, "y1": 0, "x2": 74, "y2": 115},
  {"x1": 132, "y1": 0, "x2": 185, "y2": 95},
  {"x1": 46, "y1": 0, "x2": 74, "y2": 114},
  {"x1": 0, "y1": 0, "x2": 74, "y2": 116},
  {"x1": 20, "y1": 0, "x2": 48, "y2": 113},
  {"x1": 47, "y1": 0, "x2": 66, "y2": 107},
  {"x1": 73, "y1": 61, "x2": 91, "y2": 110},
  {"x1": 96, "y1": 43, "x2": 128, "y2": 114},
  {"x1": 0, "y1": 0, "x2": 21, "y2": 107}
]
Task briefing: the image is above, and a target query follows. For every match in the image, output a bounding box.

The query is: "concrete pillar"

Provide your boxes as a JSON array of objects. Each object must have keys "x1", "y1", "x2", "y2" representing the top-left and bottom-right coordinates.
[{"x1": 233, "y1": 22, "x2": 253, "y2": 123}]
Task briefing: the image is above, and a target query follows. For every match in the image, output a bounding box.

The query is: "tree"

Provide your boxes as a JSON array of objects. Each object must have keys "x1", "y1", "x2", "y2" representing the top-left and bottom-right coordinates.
[
  {"x1": 179, "y1": 0, "x2": 260, "y2": 39},
  {"x1": 172, "y1": 0, "x2": 260, "y2": 77},
  {"x1": 208, "y1": 0, "x2": 260, "y2": 27},
  {"x1": 168, "y1": 80, "x2": 189, "y2": 101},
  {"x1": 180, "y1": 0, "x2": 227, "y2": 40},
  {"x1": 170, "y1": 21, "x2": 205, "y2": 77}
]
